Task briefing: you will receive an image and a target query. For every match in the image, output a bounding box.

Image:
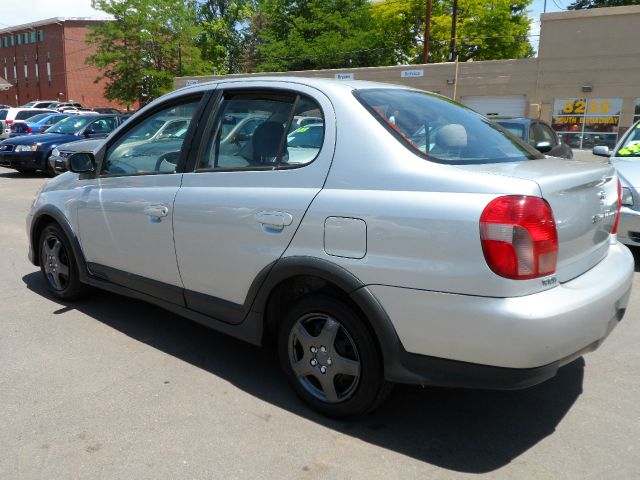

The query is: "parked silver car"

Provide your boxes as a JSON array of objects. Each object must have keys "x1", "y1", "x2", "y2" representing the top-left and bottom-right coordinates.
[
  {"x1": 27, "y1": 78, "x2": 633, "y2": 417},
  {"x1": 593, "y1": 120, "x2": 640, "y2": 246}
]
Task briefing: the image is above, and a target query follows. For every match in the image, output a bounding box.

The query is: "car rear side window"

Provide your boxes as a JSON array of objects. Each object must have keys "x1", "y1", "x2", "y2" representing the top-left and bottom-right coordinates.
[
  {"x1": 197, "y1": 91, "x2": 324, "y2": 171},
  {"x1": 355, "y1": 89, "x2": 541, "y2": 164},
  {"x1": 530, "y1": 123, "x2": 557, "y2": 147}
]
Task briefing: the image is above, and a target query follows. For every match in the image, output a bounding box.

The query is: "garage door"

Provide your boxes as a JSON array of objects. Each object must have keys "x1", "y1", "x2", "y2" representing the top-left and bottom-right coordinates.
[{"x1": 461, "y1": 95, "x2": 527, "y2": 118}]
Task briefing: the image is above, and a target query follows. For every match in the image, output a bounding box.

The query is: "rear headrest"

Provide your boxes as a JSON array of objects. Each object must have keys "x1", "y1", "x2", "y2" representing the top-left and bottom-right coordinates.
[
  {"x1": 252, "y1": 121, "x2": 284, "y2": 163},
  {"x1": 436, "y1": 124, "x2": 467, "y2": 148}
]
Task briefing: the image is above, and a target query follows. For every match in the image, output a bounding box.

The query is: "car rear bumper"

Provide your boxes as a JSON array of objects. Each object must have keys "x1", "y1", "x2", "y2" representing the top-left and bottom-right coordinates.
[{"x1": 370, "y1": 241, "x2": 633, "y2": 373}]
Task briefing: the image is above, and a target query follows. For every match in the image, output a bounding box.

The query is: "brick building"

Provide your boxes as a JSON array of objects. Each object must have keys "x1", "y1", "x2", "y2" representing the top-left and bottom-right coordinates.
[{"x1": 0, "y1": 18, "x2": 125, "y2": 109}]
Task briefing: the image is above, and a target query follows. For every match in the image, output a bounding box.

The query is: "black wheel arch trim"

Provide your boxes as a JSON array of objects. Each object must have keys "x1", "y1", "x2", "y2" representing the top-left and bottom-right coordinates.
[
  {"x1": 29, "y1": 206, "x2": 90, "y2": 283},
  {"x1": 248, "y1": 256, "x2": 414, "y2": 383}
]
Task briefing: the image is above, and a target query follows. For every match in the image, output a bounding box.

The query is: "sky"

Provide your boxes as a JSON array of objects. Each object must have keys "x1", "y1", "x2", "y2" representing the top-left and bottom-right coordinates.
[{"x1": 0, "y1": 0, "x2": 567, "y2": 46}]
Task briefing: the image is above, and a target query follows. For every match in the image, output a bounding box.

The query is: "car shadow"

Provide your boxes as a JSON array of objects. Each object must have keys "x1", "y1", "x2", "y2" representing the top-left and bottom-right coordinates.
[
  {"x1": 0, "y1": 170, "x2": 48, "y2": 178},
  {"x1": 23, "y1": 271, "x2": 584, "y2": 474}
]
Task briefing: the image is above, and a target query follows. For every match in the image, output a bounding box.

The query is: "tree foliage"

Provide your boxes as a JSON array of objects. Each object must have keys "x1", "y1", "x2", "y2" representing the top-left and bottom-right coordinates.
[
  {"x1": 372, "y1": 0, "x2": 534, "y2": 64},
  {"x1": 195, "y1": 0, "x2": 255, "y2": 74},
  {"x1": 87, "y1": 0, "x2": 537, "y2": 102},
  {"x1": 87, "y1": 0, "x2": 211, "y2": 107},
  {"x1": 249, "y1": 0, "x2": 393, "y2": 72},
  {"x1": 568, "y1": 0, "x2": 640, "y2": 9}
]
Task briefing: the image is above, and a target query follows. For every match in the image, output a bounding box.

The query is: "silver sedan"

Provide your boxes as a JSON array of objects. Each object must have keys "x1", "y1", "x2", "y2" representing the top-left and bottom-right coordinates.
[{"x1": 27, "y1": 77, "x2": 633, "y2": 417}]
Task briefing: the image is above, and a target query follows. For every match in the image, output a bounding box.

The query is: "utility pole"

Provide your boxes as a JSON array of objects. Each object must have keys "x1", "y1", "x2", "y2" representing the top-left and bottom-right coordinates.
[
  {"x1": 449, "y1": 0, "x2": 458, "y2": 62},
  {"x1": 422, "y1": 0, "x2": 432, "y2": 64}
]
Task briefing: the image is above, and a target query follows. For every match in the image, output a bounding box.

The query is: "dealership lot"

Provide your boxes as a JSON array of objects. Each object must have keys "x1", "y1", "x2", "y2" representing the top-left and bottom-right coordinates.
[{"x1": 1, "y1": 164, "x2": 639, "y2": 479}]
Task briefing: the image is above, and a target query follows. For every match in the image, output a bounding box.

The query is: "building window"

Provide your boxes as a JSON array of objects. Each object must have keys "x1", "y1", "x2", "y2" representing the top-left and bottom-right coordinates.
[
  {"x1": 2, "y1": 37, "x2": 7, "y2": 48},
  {"x1": 38, "y1": 31, "x2": 44, "y2": 42},
  {"x1": 23, "y1": 33, "x2": 28, "y2": 44},
  {"x1": 551, "y1": 98, "x2": 622, "y2": 149},
  {"x1": 634, "y1": 99, "x2": 640, "y2": 125},
  {"x1": 34, "y1": 53, "x2": 39, "y2": 82},
  {"x1": 23, "y1": 55, "x2": 28, "y2": 82},
  {"x1": 30, "y1": 31, "x2": 36, "y2": 44},
  {"x1": 16, "y1": 35, "x2": 21, "y2": 46},
  {"x1": 10, "y1": 36, "x2": 14, "y2": 47},
  {"x1": 2, "y1": 57, "x2": 7, "y2": 83},
  {"x1": 46, "y1": 52, "x2": 52, "y2": 85}
]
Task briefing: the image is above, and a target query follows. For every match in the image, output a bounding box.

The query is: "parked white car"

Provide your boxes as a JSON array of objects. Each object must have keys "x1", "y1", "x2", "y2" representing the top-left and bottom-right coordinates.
[
  {"x1": 27, "y1": 78, "x2": 633, "y2": 417},
  {"x1": 593, "y1": 120, "x2": 640, "y2": 246}
]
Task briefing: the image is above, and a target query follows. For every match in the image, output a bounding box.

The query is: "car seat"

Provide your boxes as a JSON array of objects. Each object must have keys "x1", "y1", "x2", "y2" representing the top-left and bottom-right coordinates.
[{"x1": 251, "y1": 121, "x2": 285, "y2": 165}]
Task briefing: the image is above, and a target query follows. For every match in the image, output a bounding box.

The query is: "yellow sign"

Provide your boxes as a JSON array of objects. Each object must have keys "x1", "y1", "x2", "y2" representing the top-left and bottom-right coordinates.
[
  {"x1": 553, "y1": 116, "x2": 618, "y2": 126},
  {"x1": 562, "y1": 99, "x2": 613, "y2": 115}
]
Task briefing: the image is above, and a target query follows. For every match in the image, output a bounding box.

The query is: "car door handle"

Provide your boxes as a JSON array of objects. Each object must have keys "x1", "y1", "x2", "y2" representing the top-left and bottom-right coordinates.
[
  {"x1": 255, "y1": 211, "x2": 293, "y2": 228},
  {"x1": 144, "y1": 205, "x2": 169, "y2": 218}
]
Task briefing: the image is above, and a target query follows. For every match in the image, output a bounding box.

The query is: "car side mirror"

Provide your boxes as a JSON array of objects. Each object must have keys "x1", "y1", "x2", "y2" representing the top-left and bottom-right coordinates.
[
  {"x1": 592, "y1": 145, "x2": 611, "y2": 157},
  {"x1": 535, "y1": 141, "x2": 553, "y2": 154},
  {"x1": 68, "y1": 152, "x2": 96, "y2": 173}
]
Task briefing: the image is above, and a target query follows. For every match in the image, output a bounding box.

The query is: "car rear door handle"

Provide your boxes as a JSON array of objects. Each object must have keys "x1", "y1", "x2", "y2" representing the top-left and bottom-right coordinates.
[
  {"x1": 255, "y1": 211, "x2": 293, "y2": 228},
  {"x1": 144, "y1": 204, "x2": 169, "y2": 218}
]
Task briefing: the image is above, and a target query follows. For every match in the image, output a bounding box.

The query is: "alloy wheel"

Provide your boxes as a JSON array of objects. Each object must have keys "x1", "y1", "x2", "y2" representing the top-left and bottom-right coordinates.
[{"x1": 287, "y1": 313, "x2": 361, "y2": 403}]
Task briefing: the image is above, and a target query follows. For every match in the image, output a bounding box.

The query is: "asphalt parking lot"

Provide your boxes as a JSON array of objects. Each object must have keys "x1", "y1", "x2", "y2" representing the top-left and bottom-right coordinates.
[{"x1": 1, "y1": 161, "x2": 639, "y2": 479}]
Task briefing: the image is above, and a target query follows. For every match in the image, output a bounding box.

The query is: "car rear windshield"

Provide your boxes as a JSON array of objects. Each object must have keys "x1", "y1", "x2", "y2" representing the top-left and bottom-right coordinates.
[
  {"x1": 494, "y1": 121, "x2": 526, "y2": 140},
  {"x1": 15, "y1": 109, "x2": 52, "y2": 120},
  {"x1": 47, "y1": 116, "x2": 93, "y2": 134},
  {"x1": 355, "y1": 89, "x2": 542, "y2": 164},
  {"x1": 0, "y1": 110, "x2": 8, "y2": 120},
  {"x1": 24, "y1": 113, "x2": 51, "y2": 123}
]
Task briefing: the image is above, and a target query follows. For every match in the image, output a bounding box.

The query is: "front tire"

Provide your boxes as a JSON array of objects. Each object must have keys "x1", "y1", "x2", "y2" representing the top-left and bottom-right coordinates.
[
  {"x1": 278, "y1": 295, "x2": 392, "y2": 418},
  {"x1": 39, "y1": 223, "x2": 88, "y2": 300}
]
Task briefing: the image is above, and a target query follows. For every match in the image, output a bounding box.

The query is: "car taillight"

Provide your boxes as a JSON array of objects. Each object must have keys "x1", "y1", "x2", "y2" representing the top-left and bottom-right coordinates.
[
  {"x1": 5, "y1": 119, "x2": 13, "y2": 125},
  {"x1": 25, "y1": 126, "x2": 32, "y2": 133},
  {"x1": 480, "y1": 195, "x2": 558, "y2": 280},
  {"x1": 611, "y1": 178, "x2": 622, "y2": 235}
]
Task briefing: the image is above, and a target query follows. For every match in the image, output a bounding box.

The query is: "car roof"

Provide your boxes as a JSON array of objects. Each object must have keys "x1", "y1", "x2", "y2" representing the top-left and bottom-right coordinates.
[{"x1": 171, "y1": 76, "x2": 408, "y2": 102}]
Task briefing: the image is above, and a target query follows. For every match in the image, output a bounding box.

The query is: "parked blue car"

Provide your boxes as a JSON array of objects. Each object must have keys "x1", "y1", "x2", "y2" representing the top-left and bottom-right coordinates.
[
  {"x1": 0, "y1": 114, "x2": 128, "y2": 175},
  {"x1": 8, "y1": 113, "x2": 72, "y2": 137}
]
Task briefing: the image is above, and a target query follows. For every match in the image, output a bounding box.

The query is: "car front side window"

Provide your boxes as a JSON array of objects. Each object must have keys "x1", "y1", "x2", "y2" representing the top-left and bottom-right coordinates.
[{"x1": 102, "y1": 99, "x2": 200, "y2": 176}]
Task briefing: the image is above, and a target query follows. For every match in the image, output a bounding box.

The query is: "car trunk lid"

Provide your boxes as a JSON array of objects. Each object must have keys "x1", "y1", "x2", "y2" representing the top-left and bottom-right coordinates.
[{"x1": 458, "y1": 158, "x2": 618, "y2": 283}]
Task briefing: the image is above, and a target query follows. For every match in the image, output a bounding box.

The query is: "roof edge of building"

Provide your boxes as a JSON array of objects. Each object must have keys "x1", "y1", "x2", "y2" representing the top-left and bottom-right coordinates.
[
  {"x1": 176, "y1": 58, "x2": 537, "y2": 83},
  {"x1": 0, "y1": 17, "x2": 111, "y2": 34},
  {"x1": 541, "y1": 4, "x2": 640, "y2": 22}
]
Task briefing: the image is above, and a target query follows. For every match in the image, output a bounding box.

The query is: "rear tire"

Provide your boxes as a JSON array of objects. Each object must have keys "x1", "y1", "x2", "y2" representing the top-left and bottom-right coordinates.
[
  {"x1": 278, "y1": 295, "x2": 392, "y2": 418},
  {"x1": 39, "y1": 223, "x2": 89, "y2": 301}
]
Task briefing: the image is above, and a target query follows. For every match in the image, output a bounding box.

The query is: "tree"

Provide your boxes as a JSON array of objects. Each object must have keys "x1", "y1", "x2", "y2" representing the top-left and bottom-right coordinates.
[
  {"x1": 195, "y1": 0, "x2": 256, "y2": 74},
  {"x1": 373, "y1": 0, "x2": 534, "y2": 64},
  {"x1": 87, "y1": 0, "x2": 212, "y2": 107},
  {"x1": 249, "y1": 0, "x2": 393, "y2": 72},
  {"x1": 568, "y1": 0, "x2": 640, "y2": 9}
]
